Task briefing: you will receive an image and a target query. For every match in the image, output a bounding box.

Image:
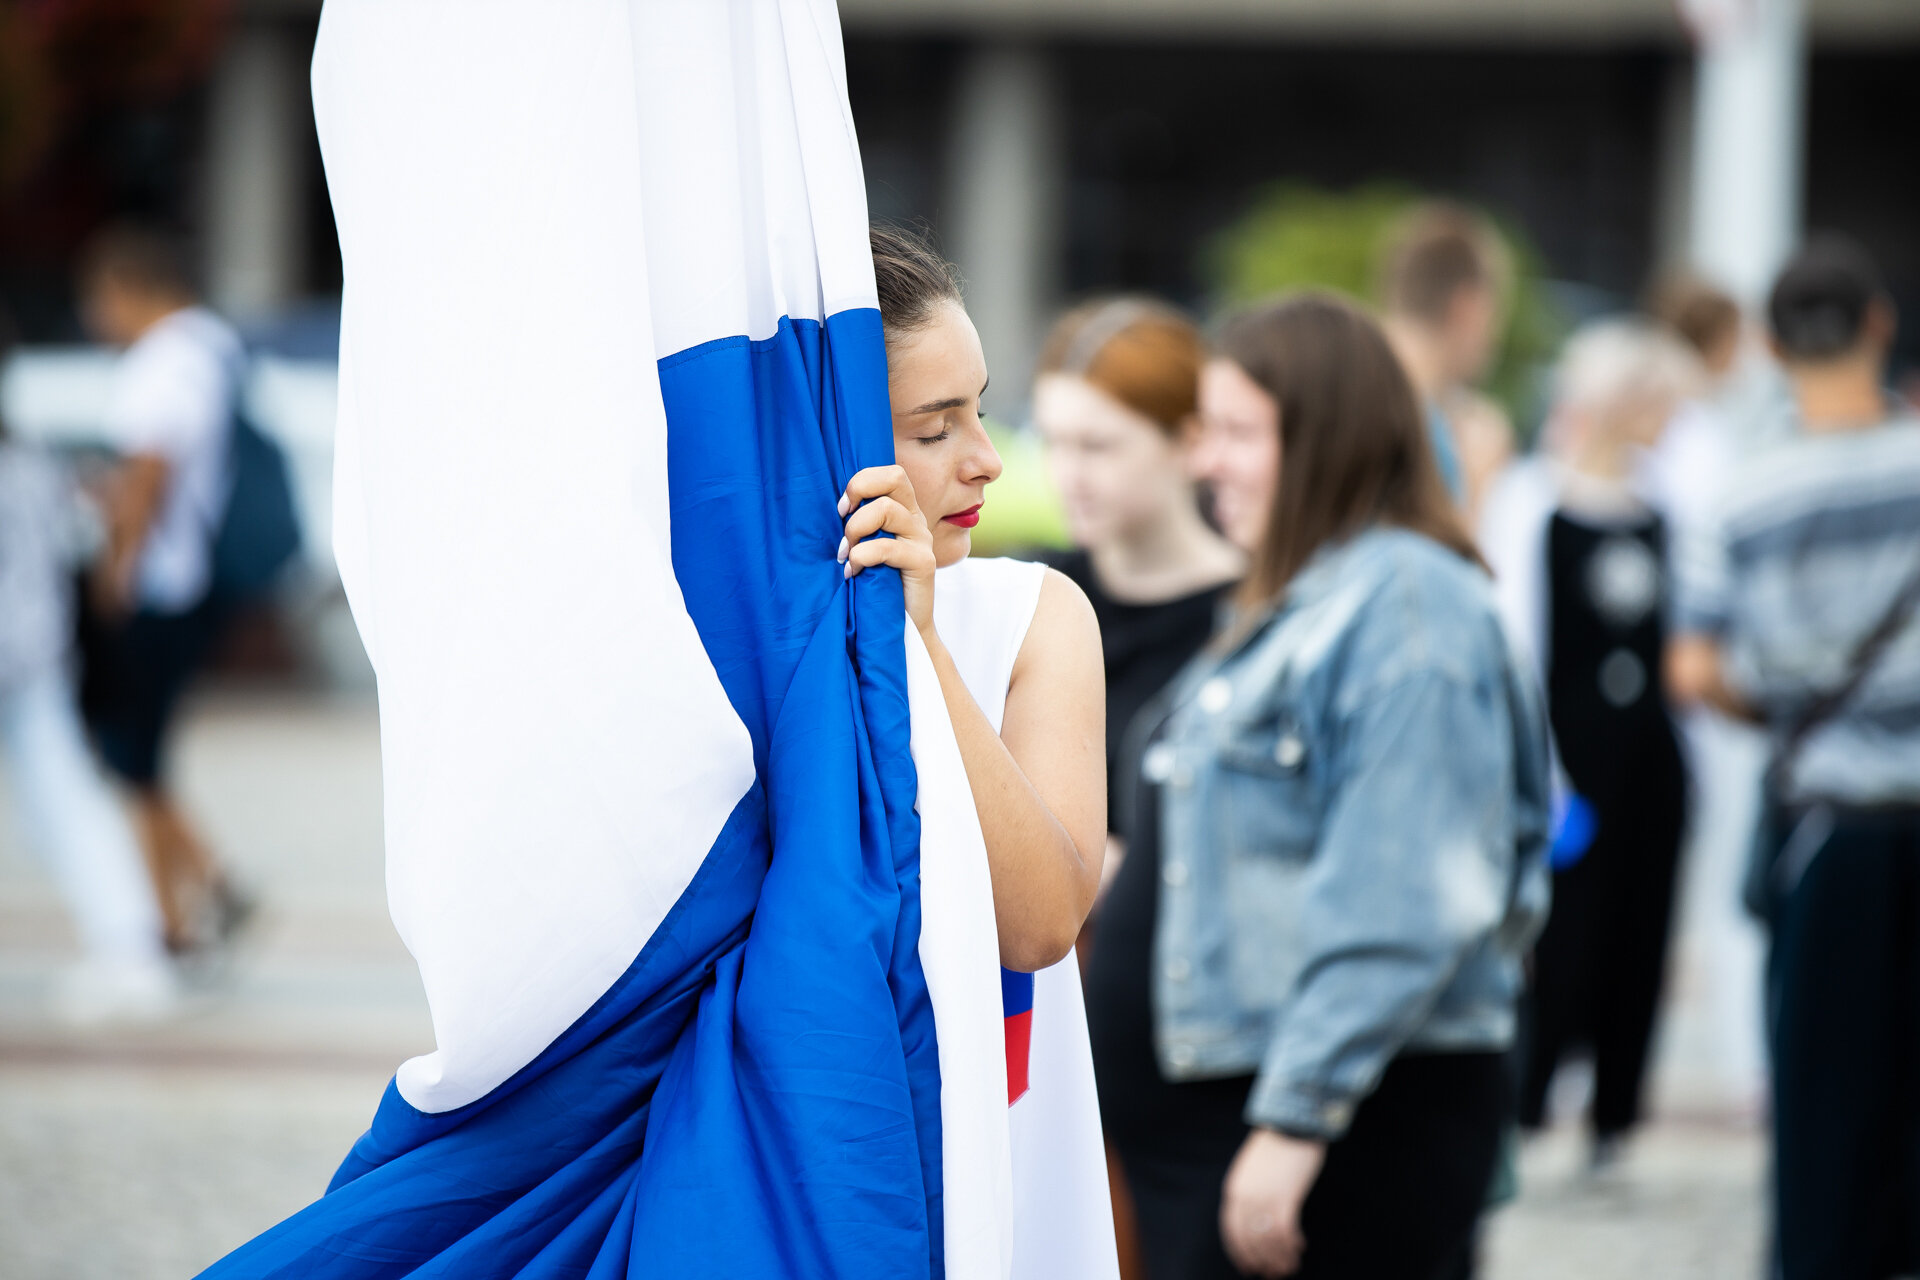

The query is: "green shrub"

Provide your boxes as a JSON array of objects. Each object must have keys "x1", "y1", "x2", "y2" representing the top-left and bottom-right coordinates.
[{"x1": 1202, "y1": 180, "x2": 1565, "y2": 434}]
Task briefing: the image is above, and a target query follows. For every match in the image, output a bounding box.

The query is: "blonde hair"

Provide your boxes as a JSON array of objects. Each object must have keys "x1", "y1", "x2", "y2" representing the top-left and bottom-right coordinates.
[{"x1": 1552, "y1": 319, "x2": 1703, "y2": 424}]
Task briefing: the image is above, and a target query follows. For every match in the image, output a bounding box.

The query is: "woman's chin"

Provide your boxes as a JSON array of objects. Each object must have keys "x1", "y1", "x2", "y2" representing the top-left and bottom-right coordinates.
[{"x1": 934, "y1": 529, "x2": 972, "y2": 568}]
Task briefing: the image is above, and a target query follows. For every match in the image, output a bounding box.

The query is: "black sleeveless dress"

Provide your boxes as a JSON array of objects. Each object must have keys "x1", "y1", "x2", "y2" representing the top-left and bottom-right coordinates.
[{"x1": 1518, "y1": 508, "x2": 1688, "y2": 1139}]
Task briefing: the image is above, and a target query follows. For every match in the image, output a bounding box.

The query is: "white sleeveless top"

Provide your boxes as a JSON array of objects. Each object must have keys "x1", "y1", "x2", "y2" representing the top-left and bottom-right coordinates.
[{"x1": 932, "y1": 556, "x2": 1120, "y2": 1280}]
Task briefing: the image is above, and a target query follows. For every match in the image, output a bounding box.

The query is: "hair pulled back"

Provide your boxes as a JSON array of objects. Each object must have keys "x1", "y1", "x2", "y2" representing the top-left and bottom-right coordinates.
[
  {"x1": 1037, "y1": 297, "x2": 1203, "y2": 435},
  {"x1": 870, "y1": 223, "x2": 961, "y2": 346}
]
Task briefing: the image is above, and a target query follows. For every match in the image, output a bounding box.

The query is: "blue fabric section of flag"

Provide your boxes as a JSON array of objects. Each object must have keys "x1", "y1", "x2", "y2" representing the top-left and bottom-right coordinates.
[
  {"x1": 194, "y1": 310, "x2": 943, "y2": 1278},
  {"x1": 1000, "y1": 966, "x2": 1034, "y2": 1018}
]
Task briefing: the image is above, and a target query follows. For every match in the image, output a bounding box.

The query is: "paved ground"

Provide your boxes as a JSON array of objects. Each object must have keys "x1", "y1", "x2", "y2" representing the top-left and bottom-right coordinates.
[{"x1": 0, "y1": 693, "x2": 1769, "y2": 1279}]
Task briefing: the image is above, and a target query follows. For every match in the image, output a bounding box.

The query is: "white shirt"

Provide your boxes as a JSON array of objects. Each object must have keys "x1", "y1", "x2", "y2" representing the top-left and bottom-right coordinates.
[
  {"x1": 100, "y1": 306, "x2": 240, "y2": 613},
  {"x1": 933, "y1": 556, "x2": 1122, "y2": 1280}
]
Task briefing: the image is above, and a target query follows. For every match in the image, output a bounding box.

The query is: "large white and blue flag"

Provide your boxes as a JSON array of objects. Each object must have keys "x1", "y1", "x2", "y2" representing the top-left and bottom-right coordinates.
[{"x1": 194, "y1": 1, "x2": 1089, "y2": 1276}]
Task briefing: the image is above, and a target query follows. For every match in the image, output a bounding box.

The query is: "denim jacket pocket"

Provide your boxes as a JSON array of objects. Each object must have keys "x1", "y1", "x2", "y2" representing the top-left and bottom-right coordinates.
[
  {"x1": 1215, "y1": 713, "x2": 1322, "y2": 1010},
  {"x1": 1215, "y1": 711, "x2": 1320, "y2": 862}
]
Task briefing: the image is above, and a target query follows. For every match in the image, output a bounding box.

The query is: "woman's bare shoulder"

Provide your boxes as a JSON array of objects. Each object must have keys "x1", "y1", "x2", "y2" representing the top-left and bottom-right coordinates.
[{"x1": 1014, "y1": 566, "x2": 1102, "y2": 681}]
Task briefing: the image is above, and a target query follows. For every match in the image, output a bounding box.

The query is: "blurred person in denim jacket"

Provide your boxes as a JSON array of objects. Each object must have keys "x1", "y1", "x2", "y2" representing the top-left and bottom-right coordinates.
[
  {"x1": 1669, "y1": 236, "x2": 1920, "y2": 1280},
  {"x1": 0, "y1": 319, "x2": 176, "y2": 1022},
  {"x1": 1111, "y1": 293, "x2": 1550, "y2": 1278}
]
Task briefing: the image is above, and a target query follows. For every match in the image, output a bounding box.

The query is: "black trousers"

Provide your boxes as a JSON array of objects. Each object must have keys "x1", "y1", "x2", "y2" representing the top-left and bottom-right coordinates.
[
  {"x1": 1116, "y1": 1051, "x2": 1508, "y2": 1280},
  {"x1": 1766, "y1": 806, "x2": 1920, "y2": 1280},
  {"x1": 1518, "y1": 782, "x2": 1685, "y2": 1138}
]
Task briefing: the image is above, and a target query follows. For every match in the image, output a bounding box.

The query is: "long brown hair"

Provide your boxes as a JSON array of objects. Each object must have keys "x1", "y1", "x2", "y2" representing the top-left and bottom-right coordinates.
[{"x1": 1216, "y1": 292, "x2": 1480, "y2": 609}]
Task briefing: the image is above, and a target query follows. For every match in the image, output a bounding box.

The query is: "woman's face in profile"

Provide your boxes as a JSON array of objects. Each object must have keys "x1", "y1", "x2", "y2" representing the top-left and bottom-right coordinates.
[
  {"x1": 1194, "y1": 357, "x2": 1281, "y2": 554},
  {"x1": 886, "y1": 300, "x2": 1002, "y2": 568}
]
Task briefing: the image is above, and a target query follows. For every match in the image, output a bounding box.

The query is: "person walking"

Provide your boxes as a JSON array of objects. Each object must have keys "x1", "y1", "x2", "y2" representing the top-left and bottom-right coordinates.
[
  {"x1": 0, "y1": 324, "x2": 175, "y2": 1022},
  {"x1": 74, "y1": 224, "x2": 248, "y2": 954},
  {"x1": 1099, "y1": 292, "x2": 1550, "y2": 1279},
  {"x1": 1479, "y1": 320, "x2": 1703, "y2": 1165},
  {"x1": 1669, "y1": 236, "x2": 1920, "y2": 1280}
]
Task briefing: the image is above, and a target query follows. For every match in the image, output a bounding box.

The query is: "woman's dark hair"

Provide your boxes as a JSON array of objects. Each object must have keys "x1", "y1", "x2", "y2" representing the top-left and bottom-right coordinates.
[
  {"x1": 1216, "y1": 292, "x2": 1481, "y2": 608},
  {"x1": 870, "y1": 222, "x2": 961, "y2": 344},
  {"x1": 1767, "y1": 234, "x2": 1885, "y2": 361}
]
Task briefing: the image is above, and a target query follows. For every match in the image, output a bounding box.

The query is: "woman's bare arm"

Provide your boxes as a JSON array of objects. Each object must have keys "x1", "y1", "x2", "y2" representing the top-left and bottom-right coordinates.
[{"x1": 921, "y1": 569, "x2": 1105, "y2": 970}]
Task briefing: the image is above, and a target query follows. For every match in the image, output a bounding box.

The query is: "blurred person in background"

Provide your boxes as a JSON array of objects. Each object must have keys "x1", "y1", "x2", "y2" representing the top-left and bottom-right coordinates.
[
  {"x1": 1479, "y1": 321, "x2": 1704, "y2": 1168},
  {"x1": 1670, "y1": 236, "x2": 1920, "y2": 1280},
  {"x1": 1639, "y1": 273, "x2": 1743, "y2": 541},
  {"x1": 1106, "y1": 292, "x2": 1549, "y2": 1278},
  {"x1": 1036, "y1": 297, "x2": 1243, "y2": 1278},
  {"x1": 1639, "y1": 274, "x2": 1775, "y2": 1116},
  {"x1": 0, "y1": 317, "x2": 176, "y2": 1021},
  {"x1": 1378, "y1": 202, "x2": 1515, "y2": 520},
  {"x1": 75, "y1": 223, "x2": 249, "y2": 955},
  {"x1": 1032, "y1": 297, "x2": 1243, "y2": 885}
]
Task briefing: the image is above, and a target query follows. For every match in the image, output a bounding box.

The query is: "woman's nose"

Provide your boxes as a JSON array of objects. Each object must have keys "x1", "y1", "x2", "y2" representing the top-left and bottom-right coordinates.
[{"x1": 967, "y1": 420, "x2": 1004, "y2": 483}]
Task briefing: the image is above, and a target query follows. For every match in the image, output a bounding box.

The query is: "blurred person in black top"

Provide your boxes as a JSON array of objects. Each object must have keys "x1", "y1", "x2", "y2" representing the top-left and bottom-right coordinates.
[
  {"x1": 1480, "y1": 320, "x2": 1704, "y2": 1168},
  {"x1": 1032, "y1": 298, "x2": 1242, "y2": 863},
  {"x1": 1031, "y1": 297, "x2": 1240, "y2": 1276}
]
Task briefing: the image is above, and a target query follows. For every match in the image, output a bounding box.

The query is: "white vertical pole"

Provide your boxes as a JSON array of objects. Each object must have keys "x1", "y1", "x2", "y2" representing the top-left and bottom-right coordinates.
[
  {"x1": 1687, "y1": 0, "x2": 1806, "y2": 305},
  {"x1": 204, "y1": 24, "x2": 306, "y2": 317},
  {"x1": 946, "y1": 44, "x2": 1062, "y2": 424}
]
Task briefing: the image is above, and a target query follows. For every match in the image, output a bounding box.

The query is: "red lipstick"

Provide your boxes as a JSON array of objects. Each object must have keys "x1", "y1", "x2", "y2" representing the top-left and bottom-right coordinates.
[{"x1": 943, "y1": 504, "x2": 983, "y2": 529}]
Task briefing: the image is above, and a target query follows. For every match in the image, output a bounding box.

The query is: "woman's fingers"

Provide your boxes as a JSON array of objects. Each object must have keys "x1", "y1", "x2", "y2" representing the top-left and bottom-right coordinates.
[
  {"x1": 842, "y1": 495, "x2": 925, "y2": 547},
  {"x1": 843, "y1": 532, "x2": 935, "y2": 580},
  {"x1": 839, "y1": 464, "x2": 919, "y2": 517}
]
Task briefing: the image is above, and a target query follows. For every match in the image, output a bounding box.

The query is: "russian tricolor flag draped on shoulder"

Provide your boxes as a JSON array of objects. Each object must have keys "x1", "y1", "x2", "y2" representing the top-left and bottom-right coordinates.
[{"x1": 193, "y1": 1, "x2": 1065, "y2": 1276}]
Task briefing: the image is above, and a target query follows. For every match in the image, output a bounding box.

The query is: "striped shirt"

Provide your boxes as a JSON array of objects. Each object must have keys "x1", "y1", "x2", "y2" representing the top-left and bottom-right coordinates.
[{"x1": 1674, "y1": 414, "x2": 1920, "y2": 806}]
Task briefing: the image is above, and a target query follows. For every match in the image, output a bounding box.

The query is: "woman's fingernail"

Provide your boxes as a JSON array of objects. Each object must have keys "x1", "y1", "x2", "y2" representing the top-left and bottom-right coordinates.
[
  {"x1": 836, "y1": 536, "x2": 849, "y2": 563},
  {"x1": 837, "y1": 494, "x2": 851, "y2": 518},
  {"x1": 843, "y1": 560, "x2": 855, "y2": 579}
]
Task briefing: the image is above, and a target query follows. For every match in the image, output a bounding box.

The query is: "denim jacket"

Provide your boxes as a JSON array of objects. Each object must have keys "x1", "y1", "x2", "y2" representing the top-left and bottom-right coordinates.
[{"x1": 1148, "y1": 526, "x2": 1551, "y2": 1141}]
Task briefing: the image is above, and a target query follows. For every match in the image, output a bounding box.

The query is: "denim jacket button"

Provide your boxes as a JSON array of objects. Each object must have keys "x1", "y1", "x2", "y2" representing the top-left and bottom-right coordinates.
[
  {"x1": 1165, "y1": 957, "x2": 1191, "y2": 982},
  {"x1": 1197, "y1": 677, "x2": 1232, "y2": 714},
  {"x1": 1274, "y1": 732, "x2": 1305, "y2": 769},
  {"x1": 1167, "y1": 1043, "x2": 1197, "y2": 1069},
  {"x1": 1162, "y1": 860, "x2": 1189, "y2": 888},
  {"x1": 1322, "y1": 1101, "x2": 1354, "y2": 1131}
]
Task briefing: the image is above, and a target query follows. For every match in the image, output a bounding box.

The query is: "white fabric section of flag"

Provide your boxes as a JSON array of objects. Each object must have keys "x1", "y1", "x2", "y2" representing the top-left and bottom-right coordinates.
[
  {"x1": 315, "y1": 2, "x2": 756, "y2": 1115},
  {"x1": 907, "y1": 625, "x2": 1016, "y2": 1280}
]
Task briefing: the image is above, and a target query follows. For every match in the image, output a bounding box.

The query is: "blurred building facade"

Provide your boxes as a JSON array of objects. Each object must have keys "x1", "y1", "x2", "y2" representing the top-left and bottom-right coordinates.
[{"x1": 1, "y1": 0, "x2": 1917, "y2": 417}]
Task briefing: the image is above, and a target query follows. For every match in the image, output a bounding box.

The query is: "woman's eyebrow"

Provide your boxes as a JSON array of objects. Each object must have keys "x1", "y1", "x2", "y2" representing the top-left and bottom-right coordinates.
[
  {"x1": 907, "y1": 396, "x2": 970, "y2": 415},
  {"x1": 906, "y1": 381, "x2": 988, "y2": 416}
]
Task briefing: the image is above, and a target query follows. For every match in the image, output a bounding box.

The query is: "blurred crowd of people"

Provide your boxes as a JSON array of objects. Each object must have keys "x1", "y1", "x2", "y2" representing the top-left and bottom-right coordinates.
[
  {"x1": 1025, "y1": 211, "x2": 1918, "y2": 1278},
  {"x1": 3, "y1": 204, "x2": 1915, "y2": 1280}
]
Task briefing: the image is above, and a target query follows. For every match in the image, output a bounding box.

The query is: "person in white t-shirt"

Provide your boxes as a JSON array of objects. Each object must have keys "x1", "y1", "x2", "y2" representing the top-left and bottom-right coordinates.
[{"x1": 77, "y1": 224, "x2": 248, "y2": 953}]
